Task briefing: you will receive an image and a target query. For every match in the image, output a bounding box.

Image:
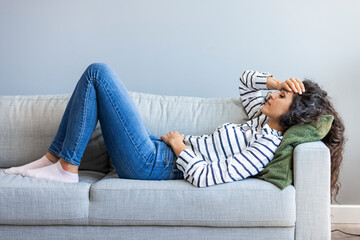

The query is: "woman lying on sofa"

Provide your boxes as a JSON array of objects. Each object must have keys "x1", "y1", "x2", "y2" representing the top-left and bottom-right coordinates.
[{"x1": 3, "y1": 63, "x2": 345, "y2": 203}]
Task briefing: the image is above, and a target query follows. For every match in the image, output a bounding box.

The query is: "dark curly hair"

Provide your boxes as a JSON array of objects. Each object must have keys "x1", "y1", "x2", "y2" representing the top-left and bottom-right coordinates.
[{"x1": 278, "y1": 79, "x2": 346, "y2": 204}]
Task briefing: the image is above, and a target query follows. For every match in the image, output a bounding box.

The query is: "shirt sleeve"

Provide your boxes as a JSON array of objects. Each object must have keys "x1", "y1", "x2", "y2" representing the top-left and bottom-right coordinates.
[
  {"x1": 239, "y1": 70, "x2": 274, "y2": 120},
  {"x1": 176, "y1": 134, "x2": 282, "y2": 188}
]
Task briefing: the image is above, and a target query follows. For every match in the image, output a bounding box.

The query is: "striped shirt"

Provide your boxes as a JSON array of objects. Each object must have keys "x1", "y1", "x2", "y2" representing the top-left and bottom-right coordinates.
[{"x1": 176, "y1": 70, "x2": 283, "y2": 187}]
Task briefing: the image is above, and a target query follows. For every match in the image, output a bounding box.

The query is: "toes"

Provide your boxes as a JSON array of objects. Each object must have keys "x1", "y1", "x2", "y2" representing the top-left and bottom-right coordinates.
[{"x1": 4, "y1": 168, "x2": 18, "y2": 175}]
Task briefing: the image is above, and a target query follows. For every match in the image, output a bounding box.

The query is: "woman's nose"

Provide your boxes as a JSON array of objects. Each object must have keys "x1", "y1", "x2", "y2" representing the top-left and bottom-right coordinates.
[{"x1": 270, "y1": 93, "x2": 276, "y2": 99}]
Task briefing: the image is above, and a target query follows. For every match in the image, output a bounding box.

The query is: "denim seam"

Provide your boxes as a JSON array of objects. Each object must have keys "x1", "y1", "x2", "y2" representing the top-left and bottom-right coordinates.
[
  {"x1": 69, "y1": 79, "x2": 91, "y2": 163},
  {"x1": 53, "y1": 79, "x2": 90, "y2": 167},
  {"x1": 165, "y1": 147, "x2": 169, "y2": 164},
  {"x1": 93, "y1": 77, "x2": 149, "y2": 163},
  {"x1": 47, "y1": 91, "x2": 76, "y2": 156}
]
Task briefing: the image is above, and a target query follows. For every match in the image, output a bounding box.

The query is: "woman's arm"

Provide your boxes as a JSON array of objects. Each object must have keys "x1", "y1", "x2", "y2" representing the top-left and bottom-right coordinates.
[
  {"x1": 266, "y1": 76, "x2": 282, "y2": 90},
  {"x1": 176, "y1": 134, "x2": 282, "y2": 188},
  {"x1": 239, "y1": 70, "x2": 274, "y2": 120}
]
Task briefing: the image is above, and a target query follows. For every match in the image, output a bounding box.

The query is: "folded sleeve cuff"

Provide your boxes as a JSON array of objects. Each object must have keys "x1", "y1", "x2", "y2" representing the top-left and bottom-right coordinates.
[
  {"x1": 254, "y1": 72, "x2": 273, "y2": 90},
  {"x1": 176, "y1": 149, "x2": 205, "y2": 174}
]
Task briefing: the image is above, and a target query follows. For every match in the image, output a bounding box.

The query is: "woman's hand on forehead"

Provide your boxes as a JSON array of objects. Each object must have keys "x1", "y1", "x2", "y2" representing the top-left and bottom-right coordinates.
[{"x1": 280, "y1": 78, "x2": 305, "y2": 95}]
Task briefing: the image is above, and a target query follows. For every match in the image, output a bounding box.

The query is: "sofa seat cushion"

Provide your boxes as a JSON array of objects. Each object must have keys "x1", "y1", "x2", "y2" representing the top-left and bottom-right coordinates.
[
  {"x1": 89, "y1": 171, "x2": 296, "y2": 227},
  {"x1": 0, "y1": 169, "x2": 106, "y2": 225}
]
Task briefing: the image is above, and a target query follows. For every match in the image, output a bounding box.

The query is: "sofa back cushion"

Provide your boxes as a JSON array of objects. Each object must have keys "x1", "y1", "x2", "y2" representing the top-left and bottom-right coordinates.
[
  {"x1": 0, "y1": 92, "x2": 248, "y2": 171},
  {"x1": 129, "y1": 91, "x2": 248, "y2": 136}
]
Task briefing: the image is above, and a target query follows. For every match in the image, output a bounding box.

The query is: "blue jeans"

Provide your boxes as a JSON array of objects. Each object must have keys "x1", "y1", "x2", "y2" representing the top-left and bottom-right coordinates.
[{"x1": 48, "y1": 63, "x2": 184, "y2": 181}]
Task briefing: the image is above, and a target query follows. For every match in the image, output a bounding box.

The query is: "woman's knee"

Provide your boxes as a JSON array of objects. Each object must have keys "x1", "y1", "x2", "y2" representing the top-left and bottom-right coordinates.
[
  {"x1": 86, "y1": 62, "x2": 111, "y2": 73},
  {"x1": 84, "y1": 63, "x2": 116, "y2": 84}
]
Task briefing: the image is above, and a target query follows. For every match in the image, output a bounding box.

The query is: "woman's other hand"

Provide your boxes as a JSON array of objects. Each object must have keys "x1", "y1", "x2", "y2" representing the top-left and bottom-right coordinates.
[
  {"x1": 161, "y1": 131, "x2": 186, "y2": 158},
  {"x1": 161, "y1": 131, "x2": 184, "y2": 146}
]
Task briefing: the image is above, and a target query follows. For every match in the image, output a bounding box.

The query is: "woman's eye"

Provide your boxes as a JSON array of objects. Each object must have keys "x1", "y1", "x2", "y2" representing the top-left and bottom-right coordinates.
[{"x1": 280, "y1": 95, "x2": 284, "y2": 98}]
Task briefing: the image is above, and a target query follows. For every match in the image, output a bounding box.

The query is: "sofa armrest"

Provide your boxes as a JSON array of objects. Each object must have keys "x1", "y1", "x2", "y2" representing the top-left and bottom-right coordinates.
[{"x1": 293, "y1": 141, "x2": 331, "y2": 240}]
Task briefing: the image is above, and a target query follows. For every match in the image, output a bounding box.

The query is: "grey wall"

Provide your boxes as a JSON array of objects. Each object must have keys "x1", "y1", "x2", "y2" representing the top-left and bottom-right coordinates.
[{"x1": 0, "y1": 0, "x2": 359, "y2": 204}]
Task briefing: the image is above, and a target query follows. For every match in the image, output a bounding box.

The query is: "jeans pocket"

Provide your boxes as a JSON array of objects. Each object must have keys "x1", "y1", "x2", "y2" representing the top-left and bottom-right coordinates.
[
  {"x1": 168, "y1": 148, "x2": 180, "y2": 173},
  {"x1": 148, "y1": 139, "x2": 170, "y2": 165},
  {"x1": 170, "y1": 155, "x2": 184, "y2": 179},
  {"x1": 172, "y1": 163, "x2": 180, "y2": 173}
]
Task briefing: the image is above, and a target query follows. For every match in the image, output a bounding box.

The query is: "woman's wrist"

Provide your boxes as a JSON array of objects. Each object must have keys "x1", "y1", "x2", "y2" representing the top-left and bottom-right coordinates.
[
  {"x1": 266, "y1": 76, "x2": 281, "y2": 90},
  {"x1": 170, "y1": 141, "x2": 187, "y2": 158}
]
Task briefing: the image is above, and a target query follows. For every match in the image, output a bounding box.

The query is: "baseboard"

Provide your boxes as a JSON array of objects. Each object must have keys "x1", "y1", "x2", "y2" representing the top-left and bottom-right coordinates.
[{"x1": 331, "y1": 205, "x2": 360, "y2": 223}]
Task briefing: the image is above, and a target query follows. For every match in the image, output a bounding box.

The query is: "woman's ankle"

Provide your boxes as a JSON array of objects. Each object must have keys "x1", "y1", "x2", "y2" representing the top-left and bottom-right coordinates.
[
  {"x1": 45, "y1": 151, "x2": 60, "y2": 164},
  {"x1": 59, "y1": 159, "x2": 79, "y2": 174}
]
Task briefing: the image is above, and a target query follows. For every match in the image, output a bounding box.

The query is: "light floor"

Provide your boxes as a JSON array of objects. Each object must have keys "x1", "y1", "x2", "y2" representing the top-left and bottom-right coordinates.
[{"x1": 331, "y1": 224, "x2": 360, "y2": 239}]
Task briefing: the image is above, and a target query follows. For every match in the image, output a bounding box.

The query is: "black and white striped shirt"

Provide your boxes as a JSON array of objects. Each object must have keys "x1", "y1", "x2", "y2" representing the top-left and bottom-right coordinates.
[{"x1": 176, "y1": 70, "x2": 283, "y2": 187}]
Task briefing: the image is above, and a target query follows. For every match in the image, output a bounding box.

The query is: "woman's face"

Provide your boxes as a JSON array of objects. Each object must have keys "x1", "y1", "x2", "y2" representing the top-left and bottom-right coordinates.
[{"x1": 261, "y1": 90, "x2": 294, "y2": 120}]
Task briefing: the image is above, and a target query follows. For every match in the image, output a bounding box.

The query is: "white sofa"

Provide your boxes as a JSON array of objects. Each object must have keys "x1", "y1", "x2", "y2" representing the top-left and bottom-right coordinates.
[{"x1": 0, "y1": 91, "x2": 331, "y2": 239}]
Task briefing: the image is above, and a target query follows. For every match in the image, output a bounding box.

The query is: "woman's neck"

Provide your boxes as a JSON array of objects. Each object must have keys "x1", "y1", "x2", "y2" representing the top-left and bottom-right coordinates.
[{"x1": 268, "y1": 118, "x2": 284, "y2": 133}]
